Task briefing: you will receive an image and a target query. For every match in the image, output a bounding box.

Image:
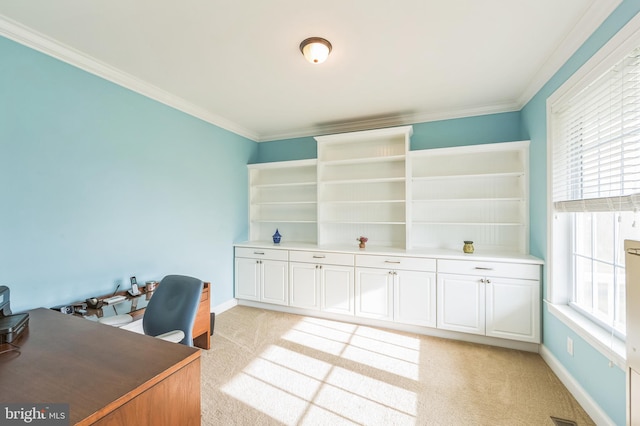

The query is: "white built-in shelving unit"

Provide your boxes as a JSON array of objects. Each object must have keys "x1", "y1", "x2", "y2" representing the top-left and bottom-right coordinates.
[
  {"x1": 247, "y1": 127, "x2": 529, "y2": 255},
  {"x1": 240, "y1": 131, "x2": 539, "y2": 349},
  {"x1": 409, "y1": 141, "x2": 529, "y2": 253},
  {"x1": 315, "y1": 126, "x2": 412, "y2": 249},
  {"x1": 248, "y1": 159, "x2": 317, "y2": 243}
]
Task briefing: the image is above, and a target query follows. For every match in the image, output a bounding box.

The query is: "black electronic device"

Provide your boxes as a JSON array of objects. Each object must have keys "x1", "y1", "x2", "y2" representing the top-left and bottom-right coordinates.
[
  {"x1": 0, "y1": 286, "x2": 29, "y2": 344},
  {"x1": 50, "y1": 304, "x2": 74, "y2": 315}
]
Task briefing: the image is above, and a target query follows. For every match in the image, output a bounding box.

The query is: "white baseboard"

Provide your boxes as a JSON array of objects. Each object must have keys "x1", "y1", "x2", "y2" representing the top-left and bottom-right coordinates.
[
  {"x1": 236, "y1": 299, "x2": 540, "y2": 353},
  {"x1": 212, "y1": 298, "x2": 238, "y2": 315},
  {"x1": 539, "y1": 345, "x2": 615, "y2": 425}
]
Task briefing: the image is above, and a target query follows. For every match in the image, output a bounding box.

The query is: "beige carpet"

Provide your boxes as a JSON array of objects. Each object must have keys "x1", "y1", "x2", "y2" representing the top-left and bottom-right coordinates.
[{"x1": 201, "y1": 306, "x2": 594, "y2": 425}]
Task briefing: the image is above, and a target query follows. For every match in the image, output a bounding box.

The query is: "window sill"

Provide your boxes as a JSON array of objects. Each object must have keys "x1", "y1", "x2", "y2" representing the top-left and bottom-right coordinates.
[{"x1": 545, "y1": 300, "x2": 626, "y2": 369}]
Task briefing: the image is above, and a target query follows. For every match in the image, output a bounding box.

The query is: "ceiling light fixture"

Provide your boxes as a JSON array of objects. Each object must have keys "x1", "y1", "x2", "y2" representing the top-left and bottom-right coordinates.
[{"x1": 300, "y1": 37, "x2": 332, "y2": 64}]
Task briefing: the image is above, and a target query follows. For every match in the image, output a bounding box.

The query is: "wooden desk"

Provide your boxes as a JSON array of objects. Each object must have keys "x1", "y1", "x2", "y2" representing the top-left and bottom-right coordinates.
[
  {"x1": 81, "y1": 282, "x2": 211, "y2": 350},
  {"x1": 0, "y1": 308, "x2": 201, "y2": 425}
]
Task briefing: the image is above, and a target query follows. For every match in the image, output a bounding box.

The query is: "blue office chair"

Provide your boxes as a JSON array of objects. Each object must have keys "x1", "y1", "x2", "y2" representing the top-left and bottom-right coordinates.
[{"x1": 142, "y1": 275, "x2": 203, "y2": 347}]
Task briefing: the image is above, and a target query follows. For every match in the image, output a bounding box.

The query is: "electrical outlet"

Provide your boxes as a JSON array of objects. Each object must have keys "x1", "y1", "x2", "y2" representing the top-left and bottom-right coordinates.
[{"x1": 567, "y1": 337, "x2": 574, "y2": 356}]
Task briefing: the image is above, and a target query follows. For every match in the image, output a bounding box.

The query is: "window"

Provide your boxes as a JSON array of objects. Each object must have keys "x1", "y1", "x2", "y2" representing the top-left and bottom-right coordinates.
[{"x1": 550, "y1": 45, "x2": 640, "y2": 338}]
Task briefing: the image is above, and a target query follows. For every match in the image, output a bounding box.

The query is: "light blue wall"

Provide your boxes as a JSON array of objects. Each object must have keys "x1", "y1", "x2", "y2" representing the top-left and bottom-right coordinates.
[
  {"x1": 256, "y1": 136, "x2": 316, "y2": 163},
  {"x1": 411, "y1": 111, "x2": 522, "y2": 151},
  {"x1": 0, "y1": 36, "x2": 256, "y2": 312},
  {"x1": 521, "y1": 2, "x2": 640, "y2": 424},
  {"x1": 257, "y1": 111, "x2": 523, "y2": 162}
]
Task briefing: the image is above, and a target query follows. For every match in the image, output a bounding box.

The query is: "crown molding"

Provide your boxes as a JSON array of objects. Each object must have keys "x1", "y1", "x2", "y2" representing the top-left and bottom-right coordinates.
[
  {"x1": 2, "y1": 0, "x2": 620, "y2": 144},
  {"x1": 516, "y1": 0, "x2": 622, "y2": 108},
  {"x1": 256, "y1": 101, "x2": 521, "y2": 142},
  {"x1": 0, "y1": 15, "x2": 259, "y2": 142}
]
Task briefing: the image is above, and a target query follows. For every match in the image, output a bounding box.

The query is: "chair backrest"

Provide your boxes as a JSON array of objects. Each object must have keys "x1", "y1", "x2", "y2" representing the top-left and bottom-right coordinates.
[{"x1": 143, "y1": 275, "x2": 203, "y2": 346}]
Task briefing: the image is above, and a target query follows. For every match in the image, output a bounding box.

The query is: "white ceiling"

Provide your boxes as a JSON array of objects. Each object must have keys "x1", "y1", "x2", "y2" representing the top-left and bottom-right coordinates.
[{"x1": 0, "y1": 0, "x2": 621, "y2": 142}]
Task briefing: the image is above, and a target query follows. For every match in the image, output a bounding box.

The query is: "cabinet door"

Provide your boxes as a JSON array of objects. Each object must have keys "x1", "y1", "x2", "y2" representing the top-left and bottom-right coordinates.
[
  {"x1": 355, "y1": 268, "x2": 393, "y2": 320},
  {"x1": 394, "y1": 270, "x2": 436, "y2": 327},
  {"x1": 631, "y1": 368, "x2": 640, "y2": 426},
  {"x1": 437, "y1": 273, "x2": 485, "y2": 335},
  {"x1": 486, "y1": 277, "x2": 540, "y2": 343},
  {"x1": 289, "y1": 262, "x2": 320, "y2": 310},
  {"x1": 321, "y1": 264, "x2": 355, "y2": 315},
  {"x1": 261, "y1": 259, "x2": 289, "y2": 306},
  {"x1": 235, "y1": 257, "x2": 260, "y2": 301}
]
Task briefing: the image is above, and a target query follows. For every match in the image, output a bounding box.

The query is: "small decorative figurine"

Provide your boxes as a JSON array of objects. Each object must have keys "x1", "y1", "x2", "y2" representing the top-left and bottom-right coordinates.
[
  {"x1": 272, "y1": 229, "x2": 282, "y2": 244},
  {"x1": 463, "y1": 241, "x2": 474, "y2": 254},
  {"x1": 357, "y1": 236, "x2": 368, "y2": 249}
]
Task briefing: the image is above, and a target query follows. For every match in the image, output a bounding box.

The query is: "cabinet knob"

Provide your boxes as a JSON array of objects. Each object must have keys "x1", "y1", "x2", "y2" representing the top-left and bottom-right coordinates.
[
  {"x1": 480, "y1": 278, "x2": 485, "y2": 283},
  {"x1": 486, "y1": 279, "x2": 491, "y2": 284}
]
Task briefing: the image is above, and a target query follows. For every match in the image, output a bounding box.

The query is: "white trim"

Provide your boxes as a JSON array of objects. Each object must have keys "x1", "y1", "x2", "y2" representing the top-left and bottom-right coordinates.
[
  {"x1": 0, "y1": 13, "x2": 519, "y2": 143},
  {"x1": 0, "y1": 15, "x2": 259, "y2": 142},
  {"x1": 264, "y1": 0, "x2": 622, "y2": 142},
  {"x1": 0, "y1": 1, "x2": 623, "y2": 143},
  {"x1": 212, "y1": 297, "x2": 238, "y2": 315},
  {"x1": 547, "y1": 11, "x2": 640, "y2": 109},
  {"x1": 546, "y1": 9, "x2": 640, "y2": 334},
  {"x1": 518, "y1": 0, "x2": 623, "y2": 108},
  {"x1": 257, "y1": 102, "x2": 520, "y2": 142},
  {"x1": 546, "y1": 300, "x2": 626, "y2": 369},
  {"x1": 540, "y1": 344, "x2": 616, "y2": 426}
]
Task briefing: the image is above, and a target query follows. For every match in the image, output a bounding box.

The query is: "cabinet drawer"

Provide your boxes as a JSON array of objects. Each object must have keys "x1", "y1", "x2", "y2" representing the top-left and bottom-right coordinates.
[
  {"x1": 289, "y1": 250, "x2": 354, "y2": 266},
  {"x1": 356, "y1": 254, "x2": 436, "y2": 272},
  {"x1": 438, "y1": 259, "x2": 540, "y2": 280},
  {"x1": 235, "y1": 247, "x2": 288, "y2": 261}
]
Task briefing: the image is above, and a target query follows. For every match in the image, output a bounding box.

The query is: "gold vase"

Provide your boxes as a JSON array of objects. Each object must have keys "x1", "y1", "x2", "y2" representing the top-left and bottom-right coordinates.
[{"x1": 463, "y1": 241, "x2": 474, "y2": 254}]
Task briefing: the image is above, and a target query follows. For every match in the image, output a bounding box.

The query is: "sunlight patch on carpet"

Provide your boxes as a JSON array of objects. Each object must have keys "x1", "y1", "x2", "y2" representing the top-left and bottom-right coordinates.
[{"x1": 221, "y1": 315, "x2": 420, "y2": 424}]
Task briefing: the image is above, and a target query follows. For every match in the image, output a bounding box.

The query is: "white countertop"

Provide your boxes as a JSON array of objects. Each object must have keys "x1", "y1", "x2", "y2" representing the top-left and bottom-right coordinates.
[{"x1": 234, "y1": 241, "x2": 544, "y2": 265}]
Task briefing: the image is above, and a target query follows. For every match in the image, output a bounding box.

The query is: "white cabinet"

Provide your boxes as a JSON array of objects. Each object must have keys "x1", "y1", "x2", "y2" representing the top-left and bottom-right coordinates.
[
  {"x1": 235, "y1": 256, "x2": 261, "y2": 301},
  {"x1": 289, "y1": 261, "x2": 321, "y2": 309},
  {"x1": 625, "y1": 240, "x2": 640, "y2": 425},
  {"x1": 394, "y1": 270, "x2": 437, "y2": 327},
  {"x1": 321, "y1": 264, "x2": 355, "y2": 315},
  {"x1": 437, "y1": 259, "x2": 540, "y2": 343},
  {"x1": 355, "y1": 267, "x2": 394, "y2": 320},
  {"x1": 355, "y1": 255, "x2": 436, "y2": 326},
  {"x1": 437, "y1": 273, "x2": 484, "y2": 334},
  {"x1": 235, "y1": 244, "x2": 543, "y2": 348},
  {"x1": 316, "y1": 126, "x2": 412, "y2": 249},
  {"x1": 248, "y1": 159, "x2": 317, "y2": 244},
  {"x1": 235, "y1": 247, "x2": 289, "y2": 306},
  {"x1": 289, "y1": 250, "x2": 355, "y2": 314},
  {"x1": 410, "y1": 141, "x2": 529, "y2": 253}
]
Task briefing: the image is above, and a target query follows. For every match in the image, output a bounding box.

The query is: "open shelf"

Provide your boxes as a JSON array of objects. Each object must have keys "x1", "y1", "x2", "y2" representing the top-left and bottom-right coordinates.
[
  {"x1": 408, "y1": 141, "x2": 529, "y2": 253},
  {"x1": 249, "y1": 159, "x2": 318, "y2": 244},
  {"x1": 316, "y1": 126, "x2": 412, "y2": 248},
  {"x1": 246, "y1": 130, "x2": 530, "y2": 254}
]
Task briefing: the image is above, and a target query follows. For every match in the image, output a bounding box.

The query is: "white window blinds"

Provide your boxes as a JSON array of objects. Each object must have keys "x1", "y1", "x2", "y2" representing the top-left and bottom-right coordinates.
[{"x1": 551, "y1": 46, "x2": 640, "y2": 212}]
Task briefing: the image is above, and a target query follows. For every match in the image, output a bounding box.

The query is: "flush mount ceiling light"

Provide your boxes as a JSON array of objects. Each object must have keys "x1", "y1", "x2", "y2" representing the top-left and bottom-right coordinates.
[{"x1": 300, "y1": 37, "x2": 332, "y2": 64}]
